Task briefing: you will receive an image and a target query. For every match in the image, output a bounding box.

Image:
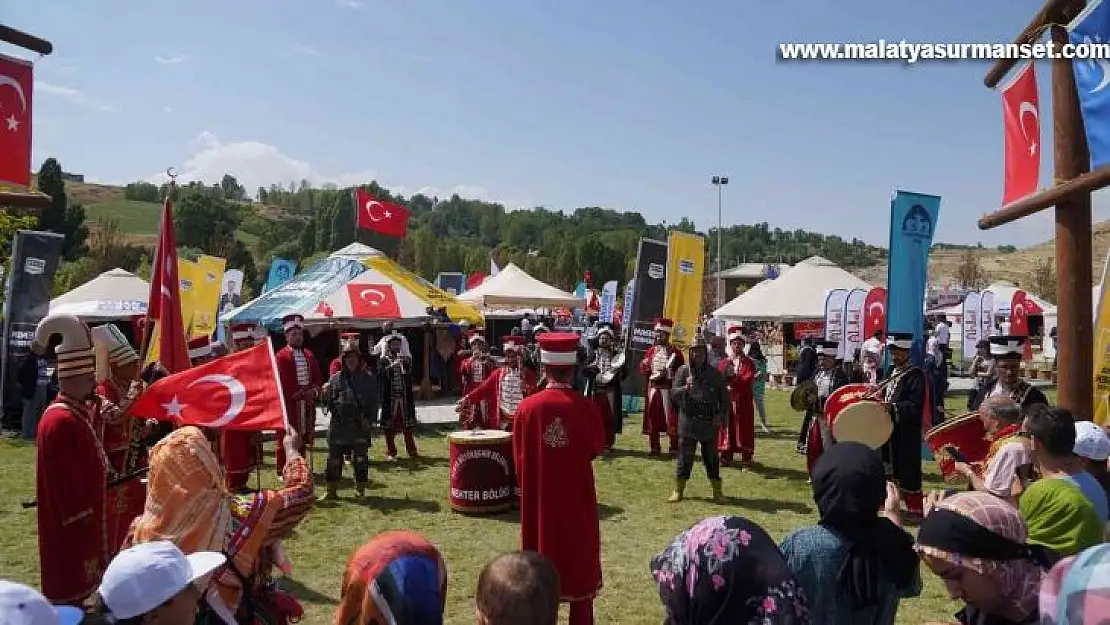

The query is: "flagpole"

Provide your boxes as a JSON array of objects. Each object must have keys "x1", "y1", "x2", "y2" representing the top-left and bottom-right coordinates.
[{"x1": 138, "y1": 170, "x2": 176, "y2": 367}]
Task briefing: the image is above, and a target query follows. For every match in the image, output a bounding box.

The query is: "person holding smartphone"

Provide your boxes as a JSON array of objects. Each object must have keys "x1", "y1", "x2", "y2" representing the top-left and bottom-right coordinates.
[{"x1": 951, "y1": 396, "x2": 1029, "y2": 503}]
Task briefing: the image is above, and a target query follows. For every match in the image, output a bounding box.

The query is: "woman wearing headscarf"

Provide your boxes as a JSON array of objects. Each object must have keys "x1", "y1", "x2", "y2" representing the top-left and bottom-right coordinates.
[
  {"x1": 126, "y1": 426, "x2": 315, "y2": 625},
  {"x1": 780, "y1": 442, "x2": 920, "y2": 624},
  {"x1": 916, "y1": 491, "x2": 1053, "y2": 625},
  {"x1": 1017, "y1": 476, "x2": 1103, "y2": 560},
  {"x1": 650, "y1": 515, "x2": 811, "y2": 625},
  {"x1": 333, "y1": 531, "x2": 447, "y2": 625},
  {"x1": 1038, "y1": 543, "x2": 1110, "y2": 625}
]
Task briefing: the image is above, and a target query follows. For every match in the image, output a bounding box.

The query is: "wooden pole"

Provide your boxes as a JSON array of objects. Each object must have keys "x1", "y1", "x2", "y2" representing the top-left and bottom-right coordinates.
[
  {"x1": 978, "y1": 166, "x2": 1110, "y2": 229},
  {"x1": 0, "y1": 25, "x2": 53, "y2": 55},
  {"x1": 1051, "y1": 23, "x2": 1094, "y2": 416}
]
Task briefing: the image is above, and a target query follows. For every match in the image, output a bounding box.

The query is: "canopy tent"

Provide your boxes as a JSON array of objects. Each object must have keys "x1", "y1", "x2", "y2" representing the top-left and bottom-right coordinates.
[
  {"x1": 49, "y1": 268, "x2": 149, "y2": 320},
  {"x1": 458, "y1": 262, "x2": 584, "y2": 310},
  {"x1": 225, "y1": 243, "x2": 482, "y2": 329},
  {"x1": 982, "y1": 282, "x2": 1056, "y2": 316},
  {"x1": 712, "y1": 256, "x2": 872, "y2": 321}
]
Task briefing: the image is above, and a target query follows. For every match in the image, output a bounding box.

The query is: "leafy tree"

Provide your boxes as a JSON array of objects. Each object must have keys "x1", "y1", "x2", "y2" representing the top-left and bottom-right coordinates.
[
  {"x1": 1027, "y1": 258, "x2": 1056, "y2": 303},
  {"x1": 220, "y1": 174, "x2": 245, "y2": 201},
  {"x1": 955, "y1": 250, "x2": 989, "y2": 290},
  {"x1": 35, "y1": 158, "x2": 88, "y2": 259},
  {"x1": 123, "y1": 182, "x2": 161, "y2": 202},
  {"x1": 173, "y1": 189, "x2": 241, "y2": 251}
]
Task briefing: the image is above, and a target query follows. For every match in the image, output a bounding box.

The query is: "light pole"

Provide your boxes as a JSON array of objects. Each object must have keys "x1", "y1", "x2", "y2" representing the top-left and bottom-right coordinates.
[{"x1": 711, "y1": 175, "x2": 728, "y2": 309}]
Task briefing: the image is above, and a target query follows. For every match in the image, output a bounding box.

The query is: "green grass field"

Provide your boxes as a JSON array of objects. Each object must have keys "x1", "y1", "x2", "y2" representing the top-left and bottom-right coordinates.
[
  {"x1": 84, "y1": 199, "x2": 164, "y2": 234},
  {"x1": 0, "y1": 389, "x2": 1053, "y2": 624}
]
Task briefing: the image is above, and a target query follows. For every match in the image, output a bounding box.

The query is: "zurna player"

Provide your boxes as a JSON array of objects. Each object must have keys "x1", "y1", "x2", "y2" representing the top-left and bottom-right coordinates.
[{"x1": 638, "y1": 318, "x2": 683, "y2": 456}]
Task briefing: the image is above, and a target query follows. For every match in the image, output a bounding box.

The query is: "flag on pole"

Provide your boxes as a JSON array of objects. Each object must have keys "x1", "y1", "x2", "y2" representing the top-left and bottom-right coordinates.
[
  {"x1": 1069, "y1": 0, "x2": 1110, "y2": 169},
  {"x1": 147, "y1": 194, "x2": 191, "y2": 373},
  {"x1": 999, "y1": 61, "x2": 1040, "y2": 204},
  {"x1": 354, "y1": 188, "x2": 411, "y2": 237}
]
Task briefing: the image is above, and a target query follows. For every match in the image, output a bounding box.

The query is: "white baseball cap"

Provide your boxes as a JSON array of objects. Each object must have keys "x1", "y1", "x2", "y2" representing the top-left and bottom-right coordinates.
[
  {"x1": 1074, "y1": 420, "x2": 1110, "y2": 461},
  {"x1": 98, "y1": 541, "x2": 226, "y2": 620},
  {"x1": 0, "y1": 581, "x2": 83, "y2": 625}
]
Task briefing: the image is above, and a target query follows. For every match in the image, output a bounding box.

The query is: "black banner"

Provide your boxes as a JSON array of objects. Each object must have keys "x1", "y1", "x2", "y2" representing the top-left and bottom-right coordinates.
[
  {"x1": 623, "y1": 238, "x2": 668, "y2": 398},
  {"x1": 1, "y1": 230, "x2": 65, "y2": 425}
]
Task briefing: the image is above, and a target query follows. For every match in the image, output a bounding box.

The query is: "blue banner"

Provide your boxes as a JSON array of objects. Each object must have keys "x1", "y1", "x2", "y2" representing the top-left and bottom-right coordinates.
[
  {"x1": 263, "y1": 258, "x2": 297, "y2": 293},
  {"x1": 599, "y1": 280, "x2": 618, "y2": 322},
  {"x1": 622, "y1": 280, "x2": 634, "y2": 329},
  {"x1": 886, "y1": 191, "x2": 940, "y2": 366},
  {"x1": 574, "y1": 281, "x2": 587, "y2": 300},
  {"x1": 1070, "y1": 0, "x2": 1110, "y2": 169}
]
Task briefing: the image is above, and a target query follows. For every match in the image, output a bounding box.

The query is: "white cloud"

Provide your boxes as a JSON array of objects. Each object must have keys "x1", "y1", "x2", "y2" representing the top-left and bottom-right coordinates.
[
  {"x1": 163, "y1": 106, "x2": 174, "y2": 113},
  {"x1": 294, "y1": 44, "x2": 321, "y2": 57},
  {"x1": 34, "y1": 81, "x2": 117, "y2": 112},
  {"x1": 155, "y1": 55, "x2": 187, "y2": 65},
  {"x1": 338, "y1": 0, "x2": 365, "y2": 7}
]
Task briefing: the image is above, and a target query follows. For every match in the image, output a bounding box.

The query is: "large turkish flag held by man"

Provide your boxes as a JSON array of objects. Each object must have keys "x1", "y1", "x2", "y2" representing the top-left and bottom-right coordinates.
[
  {"x1": 0, "y1": 53, "x2": 33, "y2": 188},
  {"x1": 129, "y1": 340, "x2": 289, "y2": 431}
]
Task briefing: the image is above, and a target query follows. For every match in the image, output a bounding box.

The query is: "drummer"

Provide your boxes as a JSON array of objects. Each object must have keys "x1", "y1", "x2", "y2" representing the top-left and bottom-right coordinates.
[
  {"x1": 950, "y1": 396, "x2": 1028, "y2": 502},
  {"x1": 456, "y1": 335, "x2": 538, "y2": 431},
  {"x1": 881, "y1": 331, "x2": 928, "y2": 517},
  {"x1": 799, "y1": 340, "x2": 848, "y2": 462}
]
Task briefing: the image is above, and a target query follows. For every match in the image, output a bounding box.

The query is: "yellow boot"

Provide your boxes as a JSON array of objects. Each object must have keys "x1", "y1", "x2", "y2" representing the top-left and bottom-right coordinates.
[
  {"x1": 667, "y1": 478, "x2": 687, "y2": 503},
  {"x1": 710, "y1": 479, "x2": 725, "y2": 503}
]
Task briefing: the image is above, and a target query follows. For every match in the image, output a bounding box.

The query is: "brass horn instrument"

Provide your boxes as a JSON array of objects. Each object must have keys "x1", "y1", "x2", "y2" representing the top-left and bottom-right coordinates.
[
  {"x1": 790, "y1": 379, "x2": 819, "y2": 412},
  {"x1": 859, "y1": 365, "x2": 914, "y2": 401}
]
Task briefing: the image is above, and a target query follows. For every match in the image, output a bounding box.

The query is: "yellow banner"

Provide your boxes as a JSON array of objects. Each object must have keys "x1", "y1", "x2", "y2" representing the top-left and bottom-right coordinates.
[
  {"x1": 192, "y1": 255, "x2": 226, "y2": 339},
  {"x1": 177, "y1": 259, "x2": 202, "y2": 339},
  {"x1": 662, "y1": 231, "x2": 705, "y2": 350},
  {"x1": 364, "y1": 256, "x2": 483, "y2": 325},
  {"x1": 1094, "y1": 250, "x2": 1110, "y2": 425}
]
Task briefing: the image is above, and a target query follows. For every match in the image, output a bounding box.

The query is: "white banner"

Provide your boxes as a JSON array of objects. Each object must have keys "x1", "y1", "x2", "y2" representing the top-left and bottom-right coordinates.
[
  {"x1": 599, "y1": 280, "x2": 619, "y2": 323},
  {"x1": 980, "y1": 290, "x2": 995, "y2": 339},
  {"x1": 824, "y1": 288, "x2": 850, "y2": 356},
  {"x1": 961, "y1": 291, "x2": 982, "y2": 361},
  {"x1": 842, "y1": 288, "x2": 868, "y2": 361}
]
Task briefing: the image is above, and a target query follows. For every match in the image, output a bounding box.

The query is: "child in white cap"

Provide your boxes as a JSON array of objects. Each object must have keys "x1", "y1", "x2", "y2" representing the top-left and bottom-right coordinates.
[
  {"x1": 0, "y1": 581, "x2": 83, "y2": 625},
  {"x1": 92, "y1": 541, "x2": 225, "y2": 625},
  {"x1": 1074, "y1": 420, "x2": 1110, "y2": 504}
]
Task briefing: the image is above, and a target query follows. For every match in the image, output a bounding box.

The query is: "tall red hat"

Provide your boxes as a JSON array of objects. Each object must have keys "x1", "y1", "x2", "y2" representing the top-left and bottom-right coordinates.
[
  {"x1": 282, "y1": 314, "x2": 305, "y2": 332},
  {"x1": 503, "y1": 335, "x2": 525, "y2": 350},
  {"x1": 654, "y1": 318, "x2": 674, "y2": 333},
  {"x1": 468, "y1": 329, "x2": 487, "y2": 344},
  {"x1": 537, "y1": 332, "x2": 580, "y2": 366},
  {"x1": 727, "y1": 325, "x2": 746, "y2": 342},
  {"x1": 187, "y1": 336, "x2": 213, "y2": 360}
]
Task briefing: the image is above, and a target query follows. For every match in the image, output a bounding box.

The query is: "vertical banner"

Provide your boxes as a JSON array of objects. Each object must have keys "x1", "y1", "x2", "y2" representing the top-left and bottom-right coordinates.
[
  {"x1": 263, "y1": 258, "x2": 297, "y2": 293},
  {"x1": 886, "y1": 190, "x2": 941, "y2": 366},
  {"x1": 219, "y1": 269, "x2": 244, "y2": 316},
  {"x1": 842, "y1": 288, "x2": 868, "y2": 361},
  {"x1": 193, "y1": 255, "x2": 226, "y2": 339},
  {"x1": 961, "y1": 291, "x2": 982, "y2": 362},
  {"x1": 0, "y1": 230, "x2": 65, "y2": 419},
  {"x1": 0, "y1": 53, "x2": 33, "y2": 189},
  {"x1": 862, "y1": 287, "x2": 888, "y2": 341},
  {"x1": 599, "y1": 280, "x2": 619, "y2": 323},
  {"x1": 177, "y1": 259, "x2": 202, "y2": 336},
  {"x1": 823, "y1": 289, "x2": 849, "y2": 354},
  {"x1": 626, "y1": 238, "x2": 669, "y2": 398},
  {"x1": 980, "y1": 290, "x2": 996, "y2": 339},
  {"x1": 1093, "y1": 249, "x2": 1110, "y2": 425},
  {"x1": 574, "y1": 281, "x2": 587, "y2": 300},
  {"x1": 1009, "y1": 289, "x2": 1033, "y2": 361},
  {"x1": 621, "y1": 279, "x2": 635, "y2": 331},
  {"x1": 662, "y1": 231, "x2": 706, "y2": 350}
]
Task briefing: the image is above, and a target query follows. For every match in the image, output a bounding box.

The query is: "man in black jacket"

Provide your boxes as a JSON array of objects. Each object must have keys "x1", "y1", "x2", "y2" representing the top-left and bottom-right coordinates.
[{"x1": 968, "y1": 335, "x2": 1049, "y2": 413}]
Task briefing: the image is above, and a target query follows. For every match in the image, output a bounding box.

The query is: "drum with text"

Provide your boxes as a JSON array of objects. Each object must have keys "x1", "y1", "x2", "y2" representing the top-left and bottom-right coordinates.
[{"x1": 448, "y1": 429, "x2": 515, "y2": 514}]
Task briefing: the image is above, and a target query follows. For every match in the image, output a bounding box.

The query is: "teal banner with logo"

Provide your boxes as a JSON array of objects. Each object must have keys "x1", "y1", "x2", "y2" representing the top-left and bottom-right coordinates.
[{"x1": 885, "y1": 190, "x2": 940, "y2": 366}]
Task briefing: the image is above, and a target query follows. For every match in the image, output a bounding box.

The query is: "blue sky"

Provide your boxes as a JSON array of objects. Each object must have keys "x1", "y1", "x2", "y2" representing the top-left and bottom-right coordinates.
[{"x1": 3, "y1": 0, "x2": 1096, "y2": 247}]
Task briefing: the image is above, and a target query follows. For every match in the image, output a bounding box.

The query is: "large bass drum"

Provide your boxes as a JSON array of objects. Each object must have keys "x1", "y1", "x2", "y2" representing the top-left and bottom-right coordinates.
[
  {"x1": 924, "y1": 413, "x2": 989, "y2": 483},
  {"x1": 823, "y1": 383, "x2": 892, "y2": 449}
]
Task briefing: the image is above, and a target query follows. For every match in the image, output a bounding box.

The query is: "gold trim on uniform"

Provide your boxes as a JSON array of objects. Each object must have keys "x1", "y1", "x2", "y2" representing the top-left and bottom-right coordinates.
[{"x1": 543, "y1": 417, "x2": 568, "y2": 448}]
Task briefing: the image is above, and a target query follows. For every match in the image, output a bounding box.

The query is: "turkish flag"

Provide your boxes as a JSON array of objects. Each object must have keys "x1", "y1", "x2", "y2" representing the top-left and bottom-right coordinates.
[
  {"x1": 129, "y1": 340, "x2": 289, "y2": 431},
  {"x1": 354, "y1": 188, "x2": 411, "y2": 238},
  {"x1": 147, "y1": 196, "x2": 191, "y2": 373},
  {"x1": 862, "y1": 287, "x2": 887, "y2": 340},
  {"x1": 0, "y1": 53, "x2": 33, "y2": 188},
  {"x1": 1001, "y1": 62, "x2": 1040, "y2": 205},
  {"x1": 1009, "y1": 290, "x2": 1034, "y2": 361},
  {"x1": 465, "y1": 272, "x2": 486, "y2": 291},
  {"x1": 347, "y1": 283, "x2": 401, "y2": 319}
]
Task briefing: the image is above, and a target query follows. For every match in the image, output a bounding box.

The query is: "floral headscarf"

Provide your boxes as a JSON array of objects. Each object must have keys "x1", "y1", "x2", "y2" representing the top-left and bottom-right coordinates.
[
  {"x1": 1039, "y1": 544, "x2": 1110, "y2": 624},
  {"x1": 334, "y1": 532, "x2": 447, "y2": 625},
  {"x1": 650, "y1": 516, "x2": 811, "y2": 625}
]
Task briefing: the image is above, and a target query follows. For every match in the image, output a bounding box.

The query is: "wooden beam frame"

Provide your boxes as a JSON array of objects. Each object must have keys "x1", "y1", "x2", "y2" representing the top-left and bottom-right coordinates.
[
  {"x1": 978, "y1": 166, "x2": 1110, "y2": 229},
  {"x1": 0, "y1": 24, "x2": 53, "y2": 56},
  {"x1": 983, "y1": 0, "x2": 1083, "y2": 88}
]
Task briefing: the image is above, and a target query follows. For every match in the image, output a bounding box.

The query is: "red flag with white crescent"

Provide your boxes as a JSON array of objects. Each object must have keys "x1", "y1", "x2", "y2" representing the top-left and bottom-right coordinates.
[
  {"x1": 354, "y1": 187, "x2": 411, "y2": 238},
  {"x1": 129, "y1": 340, "x2": 289, "y2": 431},
  {"x1": 1009, "y1": 290, "x2": 1033, "y2": 361},
  {"x1": 147, "y1": 194, "x2": 191, "y2": 373},
  {"x1": 0, "y1": 53, "x2": 33, "y2": 188},
  {"x1": 347, "y1": 283, "x2": 401, "y2": 318},
  {"x1": 862, "y1": 287, "x2": 887, "y2": 339},
  {"x1": 1001, "y1": 62, "x2": 1040, "y2": 205}
]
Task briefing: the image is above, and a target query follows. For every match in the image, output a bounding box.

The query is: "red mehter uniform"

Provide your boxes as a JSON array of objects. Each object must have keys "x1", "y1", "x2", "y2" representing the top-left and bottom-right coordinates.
[
  {"x1": 223, "y1": 323, "x2": 267, "y2": 490},
  {"x1": 459, "y1": 330, "x2": 495, "y2": 428},
  {"x1": 35, "y1": 315, "x2": 110, "y2": 606},
  {"x1": 514, "y1": 333, "x2": 605, "y2": 625},
  {"x1": 460, "y1": 335, "x2": 537, "y2": 431},
  {"x1": 275, "y1": 314, "x2": 323, "y2": 472},
  {"x1": 638, "y1": 318, "x2": 683, "y2": 455},
  {"x1": 717, "y1": 326, "x2": 757, "y2": 466}
]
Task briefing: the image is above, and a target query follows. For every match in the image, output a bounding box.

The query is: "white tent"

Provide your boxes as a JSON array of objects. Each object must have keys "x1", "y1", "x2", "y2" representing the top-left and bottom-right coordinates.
[
  {"x1": 712, "y1": 256, "x2": 872, "y2": 321},
  {"x1": 983, "y1": 282, "x2": 1056, "y2": 316},
  {"x1": 458, "y1": 263, "x2": 584, "y2": 310},
  {"x1": 50, "y1": 268, "x2": 149, "y2": 320}
]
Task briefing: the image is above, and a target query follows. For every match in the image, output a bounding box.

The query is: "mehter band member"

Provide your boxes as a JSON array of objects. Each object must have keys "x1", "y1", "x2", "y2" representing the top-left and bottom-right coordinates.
[
  {"x1": 458, "y1": 335, "x2": 537, "y2": 431},
  {"x1": 90, "y1": 323, "x2": 146, "y2": 557},
  {"x1": 882, "y1": 331, "x2": 928, "y2": 517},
  {"x1": 460, "y1": 330, "x2": 495, "y2": 428},
  {"x1": 968, "y1": 335, "x2": 1049, "y2": 412},
  {"x1": 275, "y1": 314, "x2": 322, "y2": 472},
  {"x1": 718, "y1": 325, "x2": 756, "y2": 467},
  {"x1": 803, "y1": 340, "x2": 849, "y2": 474},
  {"x1": 669, "y1": 335, "x2": 729, "y2": 503},
  {"x1": 379, "y1": 333, "x2": 419, "y2": 459},
  {"x1": 583, "y1": 323, "x2": 625, "y2": 451},
  {"x1": 34, "y1": 314, "x2": 110, "y2": 605},
  {"x1": 638, "y1": 318, "x2": 683, "y2": 455},
  {"x1": 513, "y1": 332, "x2": 605, "y2": 625},
  {"x1": 223, "y1": 323, "x2": 268, "y2": 491},
  {"x1": 187, "y1": 336, "x2": 215, "y2": 366},
  {"x1": 330, "y1": 331, "x2": 360, "y2": 376},
  {"x1": 321, "y1": 336, "x2": 379, "y2": 500}
]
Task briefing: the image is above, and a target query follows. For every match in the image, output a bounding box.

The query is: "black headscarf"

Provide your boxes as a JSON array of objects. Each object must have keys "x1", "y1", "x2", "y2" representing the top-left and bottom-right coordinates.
[{"x1": 811, "y1": 442, "x2": 918, "y2": 609}]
